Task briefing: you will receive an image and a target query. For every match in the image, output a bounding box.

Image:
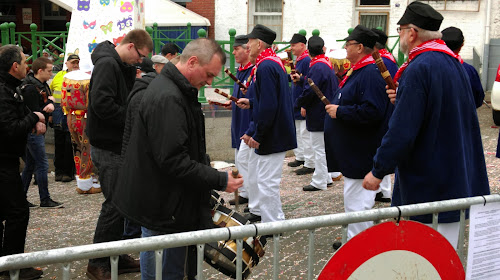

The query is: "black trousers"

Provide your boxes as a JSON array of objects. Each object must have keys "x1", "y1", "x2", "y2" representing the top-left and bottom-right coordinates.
[
  {"x1": 0, "y1": 159, "x2": 30, "y2": 257},
  {"x1": 54, "y1": 129, "x2": 75, "y2": 176},
  {"x1": 89, "y1": 146, "x2": 124, "y2": 266}
]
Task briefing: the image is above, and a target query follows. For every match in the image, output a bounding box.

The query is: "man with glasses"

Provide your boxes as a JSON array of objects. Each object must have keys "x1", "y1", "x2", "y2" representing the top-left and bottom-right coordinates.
[
  {"x1": 363, "y1": 2, "x2": 490, "y2": 248},
  {"x1": 324, "y1": 25, "x2": 393, "y2": 240},
  {"x1": 86, "y1": 29, "x2": 153, "y2": 280}
]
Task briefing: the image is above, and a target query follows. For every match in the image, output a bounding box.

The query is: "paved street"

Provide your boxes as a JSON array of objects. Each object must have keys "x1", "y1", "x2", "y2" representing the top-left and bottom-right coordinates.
[{"x1": 20, "y1": 104, "x2": 500, "y2": 279}]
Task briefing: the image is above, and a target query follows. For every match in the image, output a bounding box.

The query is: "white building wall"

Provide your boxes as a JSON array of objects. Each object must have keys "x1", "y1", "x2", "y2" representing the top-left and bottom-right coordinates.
[{"x1": 214, "y1": 0, "x2": 498, "y2": 60}]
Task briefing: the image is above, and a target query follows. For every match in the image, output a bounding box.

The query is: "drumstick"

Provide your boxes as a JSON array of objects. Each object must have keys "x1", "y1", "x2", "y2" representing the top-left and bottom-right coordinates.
[
  {"x1": 232, "y1": 168, "x2": 240, "y2": 211},
  {"x1": 372, "y1": 51, "x2": 397, "y2": 91},
  {"x1": 307, "y1": 78, "x2": 331, "y2": 105},
  {"x1": 224, "y1": 68, "x2": 247, "y2": 91},
  {"x1": 208, "y1": 100, "x2": 230, "y2": 107},
  {"x1": 214, "y1": 89, "x2": 239, "y2": 103}
]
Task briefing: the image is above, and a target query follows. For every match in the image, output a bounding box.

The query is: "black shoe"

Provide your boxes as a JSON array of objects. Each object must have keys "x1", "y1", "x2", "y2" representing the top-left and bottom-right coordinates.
[
  {"x1": 243, "y1": 207, "x2": 249, "y2": 213},
  {"x1": 27, "y1": 201, "x2": 39, "y2": 208},
  {"x1": 375, "y1": 192, "x2": 391, "y2": 203},
  {"x1": 243, "y1": 212, "x2": 261, "y2": 223},
  {"x1": 229, "y1": 196, "x2": 249, "y2": 205},
  {"x1": 295, "y1": 167, "x2": 315, "y2": 175},
  {"x1": 55, "y1": 174, "x2": 63, "y2": 182},
  {"x1": 287, "y1": 160, "x2": 304, "y2": 167},
  {"x1": 303, "y1": 185, "x2": 322, "y2": 191},
  {"x1": 61, "y1": 175, "x2": 74, "y2": 182},
  {"x1": 0, "y1": 267, "x2": 44, "y2": 280},
  {"x1": 40, "y1": 198, "x2": 64, "y2": 209},
  {"x1": 118, "y1": 254, "x2": 140, "y2": 274},
  {"x1": 332, "y1": 241, "x2": 342, "y2": 251},
  {"x1": 327, "y1": 182, "x2": 333, "y2": 187}
]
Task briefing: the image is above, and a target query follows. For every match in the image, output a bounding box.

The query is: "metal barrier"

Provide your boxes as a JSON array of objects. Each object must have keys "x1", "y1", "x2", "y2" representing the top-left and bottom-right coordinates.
[{"x1": 1, "y1": 194, "x2": 498, "y2": 280}]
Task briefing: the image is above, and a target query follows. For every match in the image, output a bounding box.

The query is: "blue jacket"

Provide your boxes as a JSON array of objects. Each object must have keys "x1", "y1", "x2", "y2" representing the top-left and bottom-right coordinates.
[
  {"x1": 231, "y1": 65, "x2": 253, "y2": 149},
  {"x1": 296, "y1": 60, "x2": 337, "y2": 131},
  {"x1": 371, "y1": 51, "x2": 490, "y2": 223},
  {"x1": 325, "y1": 63, "x2": 393, "y2": 178},
  {"x1": 252, "y1": 60, "x2": 297, "y2": 155},
  {"x1": 382, "y1": 57, "x2": 399, "y2": 78},
  {"x1": 463, "y1": 62, "x2": 484, "y2": 108},
  {"x1": 291, "y1": 55, "x2": 311, "y2": 120}
]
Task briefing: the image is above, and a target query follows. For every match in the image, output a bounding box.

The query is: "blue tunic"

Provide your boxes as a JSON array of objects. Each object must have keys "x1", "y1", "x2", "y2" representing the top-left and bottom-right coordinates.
[
  {"x1": 296, "y1": 61, "x2": 337, "y2": 131},
  {"x1": 252, "y1": 60, "x2": 297, "y2": 155},
  {"x1": 382, "y1": 57, "x2": 399, "y2": 78},
  {"x1": 324, "y1": 63, "x2": 393, "y2": 179},
  {"x1": 231, "y1": 65, "x2": 253, "y2": 149},
  {"x1": 463, "y1": 62, "x2": 484, "y2": 108},
  {"x1": 371, "y1": 51, "x2": 490, "y2": 223},
  {"x1": 291, "y1": 56, "x2": 311, "y2": 120}
]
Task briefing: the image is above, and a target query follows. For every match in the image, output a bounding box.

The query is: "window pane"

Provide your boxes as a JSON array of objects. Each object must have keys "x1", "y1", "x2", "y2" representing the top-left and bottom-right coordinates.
[
  {"x1": 255, "y1": 0, "x2": 282, "y2": 13},
  {"x1": 253, "y1": 15, "x2": 282, "y2": 41},
  {"x1": 360, "y1": 0, "x2": 390, "y2": 5},
  {"x1": 360, "y1": 14, "x2": 387, "y2": 33}
]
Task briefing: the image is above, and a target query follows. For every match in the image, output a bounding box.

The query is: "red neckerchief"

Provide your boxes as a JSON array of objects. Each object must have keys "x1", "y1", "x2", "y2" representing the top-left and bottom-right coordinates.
[
  {"x1": 247, "y1": 65, "x2": 256, "y2": 85},
  {"x1": 309, "y1": 54, "x2": 333, "y2": 70},
  {"x1": 296, "y1": 50, "x2": 309, "y2": 62},
  {"x1": 238, "y1": 61, "x2": 253, "y2": 72},
  {"x1": 338, "y1": 54, "x2": 374, "y2": 88},
  {"x1": 252, "y1": 48, "x2": 286, "y2": 82},
  {"x1": 394, "y1": 39, "x2": 463, "y2": 82},
  {"x1": 379, "y1": 49, "x2": 396, "y2": 64}
]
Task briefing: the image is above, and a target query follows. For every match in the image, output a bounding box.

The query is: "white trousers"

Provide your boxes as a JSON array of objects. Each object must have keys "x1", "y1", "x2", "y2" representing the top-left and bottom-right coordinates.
[
  {"x1": 379, "y1": 174, "x2": 392, "y2": 198},
  {"x1": 423, "y1": 222, "x2": 460, "y2": 249},
  {"x1": 294, "y1": 120, "x2": 314, "y2": 168},
  {"x1": 248, "y1": 152, "x2": 286, "y2": 223},
  {"x1": 234, "y1": 140, "x2": 251, "y2": 198},
  {"x1": 310, "y1": 131, "x2": 332, "y2": 189},
  {"x1": 344, "y1": 176, "x2": 377, "y2": 239}
]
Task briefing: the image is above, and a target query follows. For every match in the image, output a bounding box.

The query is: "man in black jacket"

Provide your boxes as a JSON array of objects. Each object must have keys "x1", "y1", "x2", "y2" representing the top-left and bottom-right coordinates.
[
  {"x1": 21, "y1": 57, "x2": 63, "y2": 209},
  {"x1": 114, "y1": 38, "x2": 243, "y2": 280},
  {"x1": 0, "y1": 45, "x2": 45, "y2": 280},
  {"x1": 85, "y1": 29, "x2": 153, "y2": 280}
]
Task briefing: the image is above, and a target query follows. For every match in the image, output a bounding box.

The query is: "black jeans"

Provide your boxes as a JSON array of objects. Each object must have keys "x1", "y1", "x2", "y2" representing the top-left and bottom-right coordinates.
[
  {"x1": 89, "y1": 146, "x2": 124, "y2": 266},
  {"x1": 0, "y1": 158, "x2": 30, "y2": 257},
  {"x1": 54, "y1": 128, "x2": 75, "y2": 177}
]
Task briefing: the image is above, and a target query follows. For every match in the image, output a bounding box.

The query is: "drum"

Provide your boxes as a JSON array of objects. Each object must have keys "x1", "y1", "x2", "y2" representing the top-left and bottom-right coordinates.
[{"x1": 205, "y1": 192, "x2": 266, "y2": 279}]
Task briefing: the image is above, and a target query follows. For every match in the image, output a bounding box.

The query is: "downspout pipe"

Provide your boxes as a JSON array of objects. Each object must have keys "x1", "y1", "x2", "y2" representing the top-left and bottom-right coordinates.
[{"x1": 481, "y1": 0, "x2": 492, "y2": 90}]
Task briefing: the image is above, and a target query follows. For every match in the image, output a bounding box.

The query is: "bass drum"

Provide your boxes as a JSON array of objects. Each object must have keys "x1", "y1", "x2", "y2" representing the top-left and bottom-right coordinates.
[{"x1": 205, "y1": 192, "x2": 266, "y2": 279}]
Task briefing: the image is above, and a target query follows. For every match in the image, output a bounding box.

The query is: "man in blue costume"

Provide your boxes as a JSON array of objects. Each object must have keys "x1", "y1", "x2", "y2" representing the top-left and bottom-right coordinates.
[
  {"x1": 288, "y1": 33, "x2": 315, "y2": 175},
  {"x1": 441, "y1": 26, "x2": 484, "y2": 108},
  {"x1": 325, "y1": 25, "x2": 393, "y2": 239},
  {"x1": 363, "y1": 2, "x2": 490, "y2": 248},
  {"x1": 371, "y1": 28, "x2": 399, "y2": 78},
  {"x1": 239, "y1": 24, "x2": 296, "y2": 223},
  {"x1": 227, "y1": 35, "x2": 253, "y2": 206},
  {"x1": 371, "y1": 28, "x2": 398, "y2": 203},
  {"x1": 296, "y1": 36, "x2": 336, "y2": 191}
]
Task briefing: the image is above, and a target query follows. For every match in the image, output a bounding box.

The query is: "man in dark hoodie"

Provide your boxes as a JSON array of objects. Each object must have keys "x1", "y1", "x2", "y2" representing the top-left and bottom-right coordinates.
[
  {"x1": 0, "y1": 45, "x2": 45, "y2": 280},
  {"x1": 20, "y1": 57, "x2": 63, "y2": 209},
  {"x1": 86, "y1": 29, "x2": 153, "y2": 280},
  {"x1": 114, "y1": 38, "x2": 243, "y2": 280}
]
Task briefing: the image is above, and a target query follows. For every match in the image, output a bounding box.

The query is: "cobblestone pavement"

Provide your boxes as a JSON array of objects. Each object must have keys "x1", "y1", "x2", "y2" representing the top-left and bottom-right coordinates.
[{"x1": 21, "y1": 105, "x2": 500, "y2": 279}]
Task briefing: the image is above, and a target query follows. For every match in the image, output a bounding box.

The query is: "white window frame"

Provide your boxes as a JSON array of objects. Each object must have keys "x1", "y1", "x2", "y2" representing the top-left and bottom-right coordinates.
[{"x1": 248, "y1": 0, "x2": 284, "y2": 41}]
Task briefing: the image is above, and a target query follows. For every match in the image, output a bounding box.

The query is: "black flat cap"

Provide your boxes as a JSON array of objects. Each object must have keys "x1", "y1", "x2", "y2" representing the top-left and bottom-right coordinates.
[
  {"x1": 233, "y1": 35, "x2": 248, "y2": 47},
  {"x1": 441, "y1": 27, "x2": 464, "y2": 51},
  {"x1": 344, "y1": 25, "x2": 378, "y2": 49},
  {"x1": 247, "y1": 24, "x2": 276, "y2": 45},
  {"x1": 290, "y1": 33, "x2": 307, "y2": 44},
  {"x1": 371, "y1": 28, "x2": 388, "y2": 46},
  {"x1": 135, "y1": 57, "x2": 154, "y2": 73},
  {"x1": 307, "y1": 36, "x2": 324, "y2": 56},
  {"x1": 397, "y1": 2, "x2": 443, "y2": 31}
]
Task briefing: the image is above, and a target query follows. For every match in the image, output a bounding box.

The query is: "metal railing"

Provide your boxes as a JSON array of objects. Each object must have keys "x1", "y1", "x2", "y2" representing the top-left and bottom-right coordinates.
[{"x1": 1, "y1": 194, "x2": 498, "y2": 280}]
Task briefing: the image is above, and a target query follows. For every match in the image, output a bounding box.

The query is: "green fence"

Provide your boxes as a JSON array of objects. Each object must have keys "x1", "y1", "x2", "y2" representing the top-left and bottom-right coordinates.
[{"x1": 1, "y1": 22, "x2": 403, "y2": 103}]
